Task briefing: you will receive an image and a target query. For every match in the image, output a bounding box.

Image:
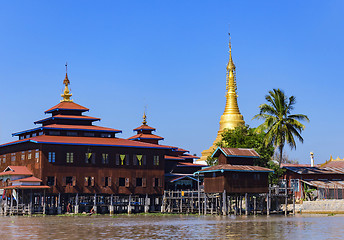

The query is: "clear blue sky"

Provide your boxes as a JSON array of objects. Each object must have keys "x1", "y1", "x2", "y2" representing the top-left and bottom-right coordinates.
[{"x1": 1, "y1": 0, "x2": 343, "y2": 165}]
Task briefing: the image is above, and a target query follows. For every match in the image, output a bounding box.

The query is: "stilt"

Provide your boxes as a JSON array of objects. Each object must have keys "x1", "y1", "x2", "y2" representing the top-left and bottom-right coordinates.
[
  {"x1": 285, "y1": 186, "x2": 288, "y2": 216},
  {"x1": 197, "y1": 174, "x2": 201, "y2": 215},
  {"x1": 245, "y1": 193, "x2": 248, "y2": 215},
  {"x1": 267, "y1": 194, "x2": 270, "y2": 216},
  {"x1": 145, "y1": 194, "x2": 149, "y2": 213},
  {"x1": 293, "y1": 190, "x2": 295, "y2": 215},
  {"x1": 239, "y1": 196, "x2": 242, "y2": 215},
  {"x1": 43, "y1": 190, "x2": 46, "y2": 215},
  {"x1": 222, "y1": 190, "x2": 227, "y2": 216},
  {"x1": 93, "y1": 194, "x2": 97, "y2": 214},
  {"x1": 254, "y1": 196, "x2": 256, "y2": 216},
  {"x1": 109, "y1": 194, "x2": 114, "y2": 215},
  {"x1": 128, "y1": 195, "x2": 132, "y2": 214},
  {"x1": 57, "y1": 193, "x2": 61, "y2": 214},
  {"x1": 229, "y1": 196, "x2": 232, "y2": 215},
  {"x1": 10, "y1": 192, "x2": 13, "y2": 215},
  {"x1": 204, "y1": 194, "x2": 207, "y2": 215},
  {"x1": 74, "y1": 193, "x2": 79, "y2": 214}
]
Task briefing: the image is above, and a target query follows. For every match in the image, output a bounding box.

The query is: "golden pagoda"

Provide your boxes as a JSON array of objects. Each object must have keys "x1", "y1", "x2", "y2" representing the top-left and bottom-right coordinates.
[{"x1": 198, "y1": 33, "x2": 245, "y2": 163}]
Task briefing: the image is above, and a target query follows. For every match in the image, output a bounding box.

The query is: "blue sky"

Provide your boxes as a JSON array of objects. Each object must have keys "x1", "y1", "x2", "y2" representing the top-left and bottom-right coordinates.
[{"x1": 1, "y1": 1, "x2": 343, "y2": 164}]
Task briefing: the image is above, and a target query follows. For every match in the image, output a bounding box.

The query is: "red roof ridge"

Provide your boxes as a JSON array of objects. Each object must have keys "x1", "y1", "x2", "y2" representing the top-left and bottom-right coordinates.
[{"x1": 45, "y1": 102, "x2": 89, "y2": 113}]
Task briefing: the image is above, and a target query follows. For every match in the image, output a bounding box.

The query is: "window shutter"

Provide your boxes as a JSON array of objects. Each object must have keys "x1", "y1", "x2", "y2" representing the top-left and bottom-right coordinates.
[
  {"x1": 54, "y1": 176, "x2": 57, "y2": 186},
  {"x1": 84, "y1": 177, "x2": 88, "y2": 187},
  {"x1": 125, "y1": 178, "x2": 130, "y2": 187},
  {"x1": 116, "y1": 154, "x2": 119, "y2": 165},
  {"x1": 101, "y1": 177, "x2": 105, "y2": 187},
  {"x1": 92, "y1": 153, "x2": 96, "y2": 164},
  {"x1": 142, "y1": 178, "x2": 146, "y2": 188},
  {"x1": 108, "y1": 177, "x2": 112, "y2": 187},
  {"x1": 152, "y1": 178, "x2": 156, "y2": 187},
  {"x1": 143, "y1": 155, "x2": 146, "y2": 165},
  {"x1": 133, "y1": 178, "x2": 136, "y2": 187},
  {"x1": 158, "y1": 178, "x2": 162, "y2": 187},
  {"x1": 62, "y1": 177, "x2": 66, "y2": 186},
  {"x1": 91, "y1": 177, "x2": 95, "y2": 187},
  {"x1": 72, "y1": 176, "x2": 76, "y2": 186},
  {"x1": 133, "y1": 155, "x2": 137, "y2": 165},
  {"x1": 126, "y1": 154, "x2": 129, "y2": 165}
]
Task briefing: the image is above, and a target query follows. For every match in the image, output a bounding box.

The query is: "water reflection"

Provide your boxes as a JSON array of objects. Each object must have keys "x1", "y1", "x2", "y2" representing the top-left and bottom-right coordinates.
[{"x1": 0, "y1": 214, "x2": 343, "y2": 239}]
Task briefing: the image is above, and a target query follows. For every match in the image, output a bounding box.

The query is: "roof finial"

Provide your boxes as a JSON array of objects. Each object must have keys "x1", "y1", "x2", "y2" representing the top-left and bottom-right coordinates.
[
  {"x1": 61, "y1": 62, "x2": 73, "y2": 102},
  {"x1": 142, "y1": 110, "x2": 147, "y2": 125}
]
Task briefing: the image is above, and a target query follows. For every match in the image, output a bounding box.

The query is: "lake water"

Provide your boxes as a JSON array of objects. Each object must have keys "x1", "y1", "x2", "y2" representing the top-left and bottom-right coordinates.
[{"x1": 0, "y1": 214, "x2": 343, "y2": 239}]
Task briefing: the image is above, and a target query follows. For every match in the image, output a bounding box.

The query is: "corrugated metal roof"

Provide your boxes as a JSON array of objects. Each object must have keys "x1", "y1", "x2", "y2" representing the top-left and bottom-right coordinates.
[
  {"x1": 302, "y1": 180, "x2": 344, "y2": 189},
  {"x1": 284, "y1": 166, "x2": 344, "y2": 175},
  {"x1": 212, "y1": 147, "x2": 259, "y2": 158},
  {"x1": 197, "y1": 164, "x2": 273, "y2": 173}
]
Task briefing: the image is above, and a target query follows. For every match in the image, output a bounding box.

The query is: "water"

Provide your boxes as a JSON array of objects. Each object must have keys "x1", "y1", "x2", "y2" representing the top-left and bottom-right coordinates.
[{"x1": 0, "y1": 214, "x2": 343, "y2": 239}]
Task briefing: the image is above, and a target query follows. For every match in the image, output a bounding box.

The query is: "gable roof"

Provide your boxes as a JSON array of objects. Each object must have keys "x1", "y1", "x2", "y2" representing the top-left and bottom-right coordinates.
[
  {"x1": 212, "y1": 147, "x2": 260, "y2": 158},
  {"x1": 34, "y1": 115, "x2": 100, "y2": 124},
  {"x1": 128, "y1": 133, "x2": 164, "y2": 141},
  {"x1": 133, "y1": 125, "x2": 156, "y2": 131},
  {"x1": 0, "y1": 166, "x2": 33, "y2": 176},
  {"x1": 195, "y1": 164, "x2": 273, "y2": 175}
]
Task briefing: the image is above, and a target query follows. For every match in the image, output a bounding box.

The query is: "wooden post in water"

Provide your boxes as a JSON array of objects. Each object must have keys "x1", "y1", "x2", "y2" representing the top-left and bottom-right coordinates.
[
  {"x1": 229, "y1": 196, "x2": 232, "y2": 215},
  {"x1": 285, "y1": 186, "x2": 288, "y2": 216},
  {"x1": 128, "y1": 195, "x2": 132, "y2": 214},
  {"x1": 245, "y1": 193, "x2": 248, "y2": 215},
  {"x1": 267, "y1": 184, "x2": 271, "y2": 216},
  {"x1": 145, "y1": 194, "x2": 150, "y2": 213},
  {"x1": 222, "y1": 190, "x2": 227, "y2": 216},
  {"x1": 109, "y1": 194, "x2": 114, "y2": 215},
  {"x1": 191, "y1": 191, "x2": 194, "y2": 213},
  {"x1": 239, "y1": 196, "x2": 242, "y2": 215},
  {"x1": 57, "y1": 193, "x2": 61, "y2": 214},
  {"x1": 93, "y1": 194, "x2": 97, "y2": 214},
  {"x1": 204, "y1": 194, "x2": 207, "y2": 215},
  {"x1": 293, "y1": 190, "x2": 295, "y2": 215},
  {"x1": 197, "y1": 174, "x2": 201, "y2": 215},
  {"x1": 253, "y1": 196, "x2": 256, "y2": 216},
  {"x1": 75, "y1": 193, "x2": 79, "y2": 214},
  {"x1": 10, "y1": 191, "x2": 13, "y2": 216}
]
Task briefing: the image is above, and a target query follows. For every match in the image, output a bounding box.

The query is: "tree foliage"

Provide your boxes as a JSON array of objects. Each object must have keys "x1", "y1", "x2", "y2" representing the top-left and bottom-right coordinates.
[
  {"x1": 218, "y1": 125, "x2": 274, "y2": 167},
  {"x1": 253, "y1": 89, "x2": 309, "y2": 166}
]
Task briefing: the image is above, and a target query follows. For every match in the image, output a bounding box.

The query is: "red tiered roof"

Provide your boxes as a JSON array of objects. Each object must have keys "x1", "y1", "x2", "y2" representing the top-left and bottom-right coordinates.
[
  {"x1": 44, "y1": 124, "x2": 121, "y2": 133},
  {"x1": 35, "y1": 115, "x2": 100, "y2": 124},
  {"x1": 1, "y1": 135, "x2": 170, "y2": 149},
  {"x1": 128, "y1": 133, "x2": 164, "y2": 141},
  {"x1": 0, "y1": 166, "x2": 33, "y2": 176},
  {"x1": 45, "y1": 102, "x2": 89, "y2": 113},
  {"x1": 133, "y1": 125, "x2": 156, "y2": 131}
]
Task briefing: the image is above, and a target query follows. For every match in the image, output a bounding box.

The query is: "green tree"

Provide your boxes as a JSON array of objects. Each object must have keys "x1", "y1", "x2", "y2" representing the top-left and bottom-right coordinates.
[
  {"x1": 253, "y1": 89, "x2": 309, "y2": 167},
  {"x1": 218, "y1": 125, "x2": 274, "y2": 167}
]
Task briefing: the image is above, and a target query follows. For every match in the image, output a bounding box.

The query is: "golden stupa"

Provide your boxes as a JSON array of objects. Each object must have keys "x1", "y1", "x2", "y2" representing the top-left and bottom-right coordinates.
[{"x1": 198, "y1": 33, "x2": 245, "y2": 163}]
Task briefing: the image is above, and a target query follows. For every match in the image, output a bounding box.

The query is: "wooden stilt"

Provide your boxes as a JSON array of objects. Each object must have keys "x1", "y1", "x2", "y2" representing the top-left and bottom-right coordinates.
[
  {"x1": 222, "y1": 190, "x2": 227, "y2": 216},
  {"x1": 285, "y1": 186, "x2": 288, "y2": 216},
  {"x1": 245, "y1": 193, "x2": 248, "y2": 215}
]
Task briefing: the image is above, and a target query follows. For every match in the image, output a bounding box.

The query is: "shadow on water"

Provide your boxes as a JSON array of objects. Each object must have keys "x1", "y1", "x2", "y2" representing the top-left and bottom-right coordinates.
[{"x1": 1, "y1": 214, "x2": 344, "y2": 239}]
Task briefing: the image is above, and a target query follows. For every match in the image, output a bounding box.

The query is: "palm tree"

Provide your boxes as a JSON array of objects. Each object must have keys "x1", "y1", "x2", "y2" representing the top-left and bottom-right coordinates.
[{"x1": 253, "y1": 89, "x2": 309, "y2": 166}]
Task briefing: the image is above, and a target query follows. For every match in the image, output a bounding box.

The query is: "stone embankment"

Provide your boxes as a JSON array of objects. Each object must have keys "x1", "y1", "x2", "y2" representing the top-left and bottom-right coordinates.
[{"x1": 301, "y1": 200, "x2": 344, "y2": 214}]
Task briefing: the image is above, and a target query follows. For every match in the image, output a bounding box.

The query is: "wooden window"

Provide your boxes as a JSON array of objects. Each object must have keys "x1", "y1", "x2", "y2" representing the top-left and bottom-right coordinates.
[
  {"x1": 136, "y1": 155, "x2": 143, "y2": 166},
  {"x1": 91, "y1": 177, "x2": 95, "y2": 187},
  {"x1": 136, "y1": 178, "x2": 142, "y2": 187},
  {"x1": 102, "y1": 154, "x2": 109, "y2": 164},
  {"x1": 120, "y1": 155, "x2": 126, "y2": 165},
  {"x1": 84, "y1": 177, "x2": 89, "y2": 187},
  {"x1": 142, "y1": 178, "x2": 146, "y2": 188},
  {"x1": 133, "y1": 155, "x2": 137, "y2": 165},
  {"x1": 32, "y1": 133, "x2": 37, "y2": 137},
  {"x1": 28, "y1": 153, "x2": 32, "y2": 160},
  {"x1": 84, "y1": 132, "x2": 95, "y2": 137},
  {"x1": 66, "y1": 131, "x2": 77, "y2": 136},
  {"x1": 125, "y1": 154, "x2": 129, "y2": 165},
  {"x1": 100, "y1": 133, "x2": 111, "y2": 138},
  {"x1": 158, "y1": 178, "x2": 162, "y2": 187},
  {"x1": 119, "y1": 177, "x2": 125, "y2": 187},
  {"x1": 46, "y1": 176, "x2": 56, "y2": 186},
  {"x1": 72, "y1": 176, "x2": 76, "y2": 186},
  {"x1": 107, "y1": 177, "x2": 112, "y2": 187},
  {"x1": 132, "y1": 178, "x2": 136, "y2": 187},
  {"x1": 153, "y1": 156, "x2": 160, "y2": 166},
  {"x1": 48, "y1": 152, "x2": 55, "y2": 163},
  {"x1": 143, "y1": 155, "x2": 146, "y2": 165},
  {"x1": 66, "y1": 153, "x2": 74, "y2": 163},
  {"x1": 21, "y1": 154, "x2": 25, "y2": 161},
  {"x1": 62, "y1": 177, "x2": 67, "y2": 186},
  {"x1": 11, "y1": 156, "x2": 15, "y2": 162},
  {"x1": 153, "y1": 178, "x2": 159, "y2": 187},
  {"x1": 125, "y1": 178, "x2": 130, "y2": 187}
]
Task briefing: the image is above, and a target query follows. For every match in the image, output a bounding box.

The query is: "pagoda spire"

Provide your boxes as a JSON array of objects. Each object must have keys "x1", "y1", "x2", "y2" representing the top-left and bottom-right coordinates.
[
  {"x1": 142, "y1": 111, "x2": 147, "y2": 125},
  {"x1": 61, "y1": 62, "x2": 73, "y2": 102}
]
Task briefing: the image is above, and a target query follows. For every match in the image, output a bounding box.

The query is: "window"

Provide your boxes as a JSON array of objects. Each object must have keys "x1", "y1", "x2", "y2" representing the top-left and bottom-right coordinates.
[
  {"x1": 153, "y1": 156, "x2": 160, "y2": 166},
  {"x1": 32, "y1": 133, "x2": 37, "y2": 137},
  {"x1": 84, "y1": 177, "x2": 95, "y2": 187},
  {"x1": 85, "y1": 153, "x2": 95, "y2": 164},
  {"x1": 28, "y1": 153, "x2": 32, "y2": 160},
  {"x1": 47, "y1": 176, "x2": 55, "y2": 186},
  {"x1": 84, "y1": 132, "x2": 95, "y2": 137},
  {"x1": 254, "y1": 173, "x2": 261, "y2": 181},
  {"x1": 66, "y1": 131, "x2": 77, "y2": 136},
  {"x1": 134, "y1": 155, "x2": 145, "y2": 166},
  {"x1": 119, "y1": 154, "x2": 128, "y2": 165},
  {"x1": 48, "y1": 152, "x2": 55, "y2": 163},
  {"x1": 65, "y1": 176, "x2": 76, "y2": 186},
  {"x1": 291, "y1": 179, "x2": 299, "y2": 192},
  {"x1": 100, "y1": 133, "x2": 111, "y2": 138},
  {"x1": 26, "y1": 134, "x2": 30, "y2": 138},
  {"x1": 20, "y1": 136, "x2": 24, "y2": 140},
  {"x1": 21, "y1": 154, "x2": 25, "y2": 161},
  {"x1": 136, "y1": 178, "x2": 142, "y2": 187},
  {"x1": 66, "y1": 153, "x2": 74, "y2": 163},
  {"x1": 119, "y1": 177, "x2": 125, "y2": 187},
  {"x1": 35, "y1": 152, "x2": 40, "y2": 160},
  {"x1": 212, "y1": 172, "x2": 216, "y2": 178},
  {"x1": 153, "y1": 178, "x2": 160, "y2": 187},
  {"x1": 102, "y1": 154, "x2": 109, "y2": 164},
  {"x1": 11, "y1": 156, "x2": 15, "y2": 162},
  {"x1": 103, "y1": 177, "x2": 111, "y2": 187},
  {"x1": 279, "y1": 179, "x2": 286, "y2": 188},
  {"x1": 39, "y1": 131, "x2": 43, "y2": 136}
]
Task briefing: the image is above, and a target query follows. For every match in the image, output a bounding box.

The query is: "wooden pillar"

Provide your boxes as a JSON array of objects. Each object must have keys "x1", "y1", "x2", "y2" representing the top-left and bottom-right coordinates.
[
  {"x1": 191, "y1": 191, "x2": 194, "y2": 213},
  {"x1": 253, "y1": 196, "x2": 256, "y2": 216},
  {"x1": 74, "y1": 193, "x2": 79, "y2": 214},
  {"x1": 10, "y1": 191, "x2": 13, "y2": 216},
  {"x1": 57, "y1": 193, "x2": 61, "y2": 214},
  {"x1": 285, "y1": 186, "x2": 288, "y2": 216},
  {"x1": 145, "y1": 194, "x2": 149, "y2": 213},
  {"x1": 204, "y1": 194, "x2": 207, "y2": 215},
  {"x1": 293, "y1": 190, "x2": 295, "y2": 215},
  {"x1": 239, "y1": 196, "x2": 242, "y2": 215},
  {"x1": 267, "y1": 184, "x2": 271, "y2": 216},
  {"x1": 197, "y1": 174, "x2": 201, "y2": 215},
  {"x1": 43, "y1": 190, "x2": 46, "y2": 215},
  {"x1": 127, "y1": 195, "x2": 132, "y2": 214},
  {"x1": 222, "y1": 190, "x2": 227, "y2": 216},
  {"x1": 245, "y1": 193, "x2": 248, "y2": 215},
  {"x1": 229, "y1": 196, "x2": 232, "y2": 215},
  {"x1": 16, "y1": 189, "x2": 19, "y2": 215},
  {"x1": 109, "y1": 194, "x2": 114, "y2": 215},
  {"x1": 93, "y1": 194, "x2": 97, "y2": 214}
]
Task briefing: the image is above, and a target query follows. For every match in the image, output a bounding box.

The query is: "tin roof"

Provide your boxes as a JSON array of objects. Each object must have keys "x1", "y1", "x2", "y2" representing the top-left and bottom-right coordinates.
[
  {"x1": 170, "y1": 175, "x2": 200, "y2": 183},
  {"x1": 302, "y1": 180, "x2": 344, "y2": 189},
  {"x1": 212, "y1": 147, "x2": 260, "y2": 158},
  {"x1": 2, "y1": 185, "x2": 50, "y2": 189},
  {"x1": 196, "y1": 164, "x2": 273, "y2": 174},
  {"x1": 45, "y1": 102, "x2": 89, "y2": 113},
  {"x1": 283, "y1": 166, "x2": 344, "y2": 175}
]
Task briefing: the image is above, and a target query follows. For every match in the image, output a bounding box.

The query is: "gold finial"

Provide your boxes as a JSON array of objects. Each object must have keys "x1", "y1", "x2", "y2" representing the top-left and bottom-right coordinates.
[
  {"x1": 61, "y1": 62, "x2": 73, "y2": 102},
  {"x1": 142, "y1": 111, "x2": 147, "y2": 125},
  {"x1": 226, "y1": 32, "x2": 236, "y2": 73}
]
